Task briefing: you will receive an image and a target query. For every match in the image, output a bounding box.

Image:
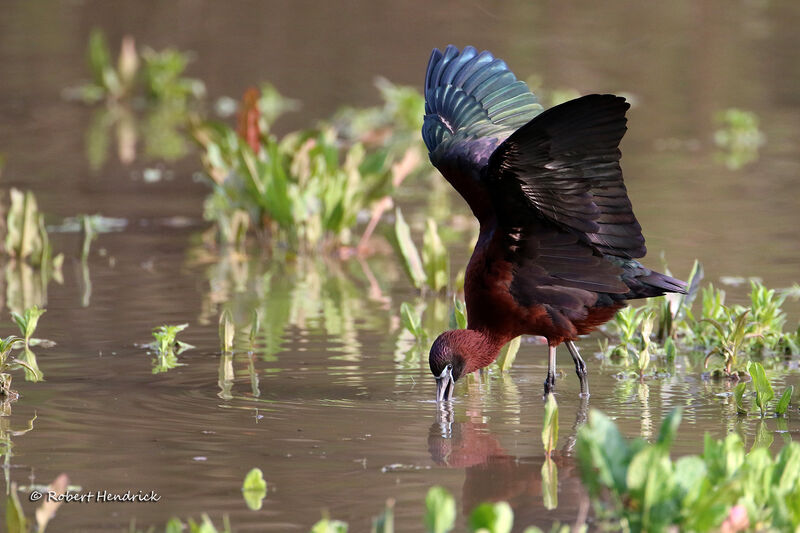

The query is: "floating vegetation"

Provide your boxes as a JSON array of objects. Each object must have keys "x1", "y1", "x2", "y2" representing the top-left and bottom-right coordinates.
[
  {"x1": 194, "y1": 80, "x2": 427, "y2": 251},
  {"x1": 713, "y1": 108, "x2": 765, "y2": 170},
  {"x1": 147, "y1": 324, "x2": 194, "y2": 374},
  {"x1": 576, "y1": 408, "x2": 800, "y2": 532}
]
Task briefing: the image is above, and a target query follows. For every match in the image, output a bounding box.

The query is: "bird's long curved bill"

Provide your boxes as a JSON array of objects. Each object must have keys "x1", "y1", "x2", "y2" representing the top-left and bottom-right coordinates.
[{"x1": 435, "y1": 368, "x2": 453, "y2": 402}]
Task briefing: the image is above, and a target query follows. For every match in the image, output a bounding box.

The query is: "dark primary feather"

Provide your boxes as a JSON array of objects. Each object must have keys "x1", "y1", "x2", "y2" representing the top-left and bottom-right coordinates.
[
  {"x1": 422, "y1": 46, "x2": 543, "y2": 182},
  {"x1": 486, "y1": 94, "x2": 646, "y2": 259}
]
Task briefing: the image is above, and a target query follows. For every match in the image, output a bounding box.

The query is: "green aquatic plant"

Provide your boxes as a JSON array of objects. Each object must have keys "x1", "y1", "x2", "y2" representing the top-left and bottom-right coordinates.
[
  {"x1": 576, "y1": 407, "x2": 800, "y2": 532},
  {"x1": 5, "y1": 474, "x2": 69, "y2": 533},
  {"x1": 400, "y1": 302, "x2": 426, "y2": 343},
  {"x1": 424, "y1": 486, "x2": 455, "y2": 533},
  {"x1": 702, "y1": 308, "x2": 752, "y2": 377},
  {"x1": 163, "y1": 515, "x2": 232, "y2": 533},
  {"x1": 219, "y1": 310, "x2": 234, "y2": 354},
  {"x1": 775, "y1": 386, "x2": 793, "y2": 416},
  {"x1": 195, "y1": 81, "x2": 427, "y2": 251},
  {"x1": 310, "y1": 517, "x2": 348, "y2": 533},
  {"x1": 149, "y1": 324, "x2": 193, "y2": 374},
  {"x1": 713, "y1": 108, "x2": 765, "y2": 170},
  {"x1": 394, "y1": 210, "x2": 449, "y2": 292},
  {"x1": 70, "y1": 28, "x2": 204, "y2": 104},
  {"x1": 495, "y1": 336, "x2": 520, "y2": 372},
  {"x1": 371, "y1": 499, "x2": 394, "y2": 533},
  {"x1": 11, "y1": 306, "x2": 45, "y2": 348},
  {"x1": 241, "y1": 467, "x2": 267, "y2": 511},
  {"x1": 542, "y1": 393, "x2": 558, "y2": 456},
  {"x1": 0, "y1": 336, "x2": 27, "y2": 398},
  {"x1": 468, "y1": 501, "x2": 514, "y2": 533},
  {"x1": 5, "y1": 189, "x2": 52, "y2": 267},
  {"x1": 448, "y1": 297, "x2": 467, "y2": 330},
  {"x1": 747, "y1": 361, "x2": 774, "y2": 417}
]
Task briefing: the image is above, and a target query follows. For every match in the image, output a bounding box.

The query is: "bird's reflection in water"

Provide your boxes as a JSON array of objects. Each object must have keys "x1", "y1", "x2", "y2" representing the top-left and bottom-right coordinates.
[{"x1": 428, "y1": 399, "x2": 590, "y2": 530}]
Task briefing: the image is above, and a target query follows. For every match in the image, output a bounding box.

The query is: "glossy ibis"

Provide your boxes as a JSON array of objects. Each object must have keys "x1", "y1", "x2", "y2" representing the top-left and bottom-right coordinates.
[{"x1": 423, "y1": 45, "x2": 687, "y2": 401}]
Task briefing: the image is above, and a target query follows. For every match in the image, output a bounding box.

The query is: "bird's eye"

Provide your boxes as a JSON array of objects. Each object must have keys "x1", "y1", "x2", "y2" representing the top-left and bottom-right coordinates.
[{"x1": 446, "y1": 364, "x2": 452, "y2": 370}]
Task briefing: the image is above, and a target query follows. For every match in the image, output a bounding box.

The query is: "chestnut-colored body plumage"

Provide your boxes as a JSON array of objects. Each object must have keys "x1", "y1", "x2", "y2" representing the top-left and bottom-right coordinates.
[{"x1": 423, "y1": 46, "x2": 686, "y2": 396}]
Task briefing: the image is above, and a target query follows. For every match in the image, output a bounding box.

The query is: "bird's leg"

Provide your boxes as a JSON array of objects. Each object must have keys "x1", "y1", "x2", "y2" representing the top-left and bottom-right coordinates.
[
  {"x1": 543, "y1": 345, "x2": 557, "y2": 396},
  {"x1": 566, "y1": 340, "x2": 590, "y2": 397}
]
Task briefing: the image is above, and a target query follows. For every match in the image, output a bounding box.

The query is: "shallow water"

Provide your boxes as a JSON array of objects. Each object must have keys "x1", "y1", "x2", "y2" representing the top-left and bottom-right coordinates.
[{"x1": 1, "y1": 1, "x2": 800, "y2": 531}]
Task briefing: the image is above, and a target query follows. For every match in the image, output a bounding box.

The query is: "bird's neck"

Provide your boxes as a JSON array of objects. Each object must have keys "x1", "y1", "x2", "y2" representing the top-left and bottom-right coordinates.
[{"x1": 456, "y1": 329, "x2": 510, "y2": 375}]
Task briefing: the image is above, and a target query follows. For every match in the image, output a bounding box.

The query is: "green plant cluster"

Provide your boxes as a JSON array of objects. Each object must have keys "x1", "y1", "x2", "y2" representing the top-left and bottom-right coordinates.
[
  {"x1": 194, "y1": 81, "x2": 427, "y2": 250},
  {"x1": 713, "y1": 108, "x2": 765, "y2": 170},
  {"x1": 577, "y1": 408, "x2": 800, "y2": 532},
  {"x1": 602, "y1": 261, "x2": 800, "y2": 379},
  {"x1": 71, "y1": 29, "x2": 204, "y2": 105},
  {"x1": 147, "y1": 324, "x2": 193, "y2": 374},
  {"x1": 0, "y1": 306, "x2": 47, "y2": 406}
]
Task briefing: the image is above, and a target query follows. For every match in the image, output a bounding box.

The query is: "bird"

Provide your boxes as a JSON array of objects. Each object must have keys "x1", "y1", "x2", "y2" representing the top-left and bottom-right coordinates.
[{"x1": 423, "y1": 45, "x2": 687, "y2": 401}]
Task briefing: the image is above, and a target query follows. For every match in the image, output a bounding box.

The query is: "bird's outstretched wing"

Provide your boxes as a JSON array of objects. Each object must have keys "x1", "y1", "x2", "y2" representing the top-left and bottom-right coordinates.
[
  {"x1": 486, "y1": 94, "x2": 646, "y2": 258},
  {"x1": 422, "y1": 46, "x2": 543, "y2": 214}
]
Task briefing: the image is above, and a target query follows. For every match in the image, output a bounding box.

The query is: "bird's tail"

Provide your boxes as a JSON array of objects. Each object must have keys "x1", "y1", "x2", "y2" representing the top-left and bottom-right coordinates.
[
  {"x1": 626, "y1": 269, "x2": 687, "y2": 300},
  {"x1": 611, "y1": 257, "x2": 687, "y2": 300}
]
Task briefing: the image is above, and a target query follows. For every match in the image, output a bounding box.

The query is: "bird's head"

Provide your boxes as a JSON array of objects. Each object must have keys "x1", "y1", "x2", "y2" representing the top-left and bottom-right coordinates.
[
  {"x1": 429, "y1": 331, "x2": 467, "y2": 402},
  {"x1": 429, "y1": 329, "x2": 504, "y2": 402}
]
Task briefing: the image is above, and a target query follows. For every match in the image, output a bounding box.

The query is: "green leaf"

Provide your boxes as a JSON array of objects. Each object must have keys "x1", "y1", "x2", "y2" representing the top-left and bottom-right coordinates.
[
  {"x1": 400, "y1": 303, "x2": 423, "y2": 341},
  {"x1": 776, "y1": 385, "x2": 793, "y2": 416},
  {"x1": 219, "y1": 309, "x2": 235, "y2": 353},
  {"x1": 496, "y1": 336, "x2": 520, "y2": 372},
  {"x1": 310, "y1": 518, "x2": 348, "y2": 533},
  {"x1": 656, "y1": 407, "x2": 682, "y2": 449},
  {"x1": 468, "y1": 501, "x2": 513, "y2": 533},
  {"x1": 449, "y1": 297, "x2": 467, "y2": 330},
  {"x1": 242, "y1": 467, "x2": 267, "y2": 511},
  {"x1": 249, "y1": 309, "x2": 261, "y2": 347},
  {"x1": 394, "y1": 208, "x2": 426, "y2": 289},
  {"x1": 422, "y1": 218, "x2": 449, "y2": 292},
  {"x1": 371, "y1": 499, "x2": 394, "y2": 533},
  {"x1": 733, "y1": 382, "x2": 748, "y2": 415},
  {"x1": 542, "y1": 393, "x2": 559, "y2": 455},
  {"x1": 165, "y1": 518, "x2": 184, "y2": 533},
  {"x1": 747, "y1": 361, "x2": 774, "y2": 416},
  {"x1": 424, "y1": 486, "x2": 455, "y2": 533},
  {"x1": 751, "y1": 420, "x2": 774, "y2": 450}
]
